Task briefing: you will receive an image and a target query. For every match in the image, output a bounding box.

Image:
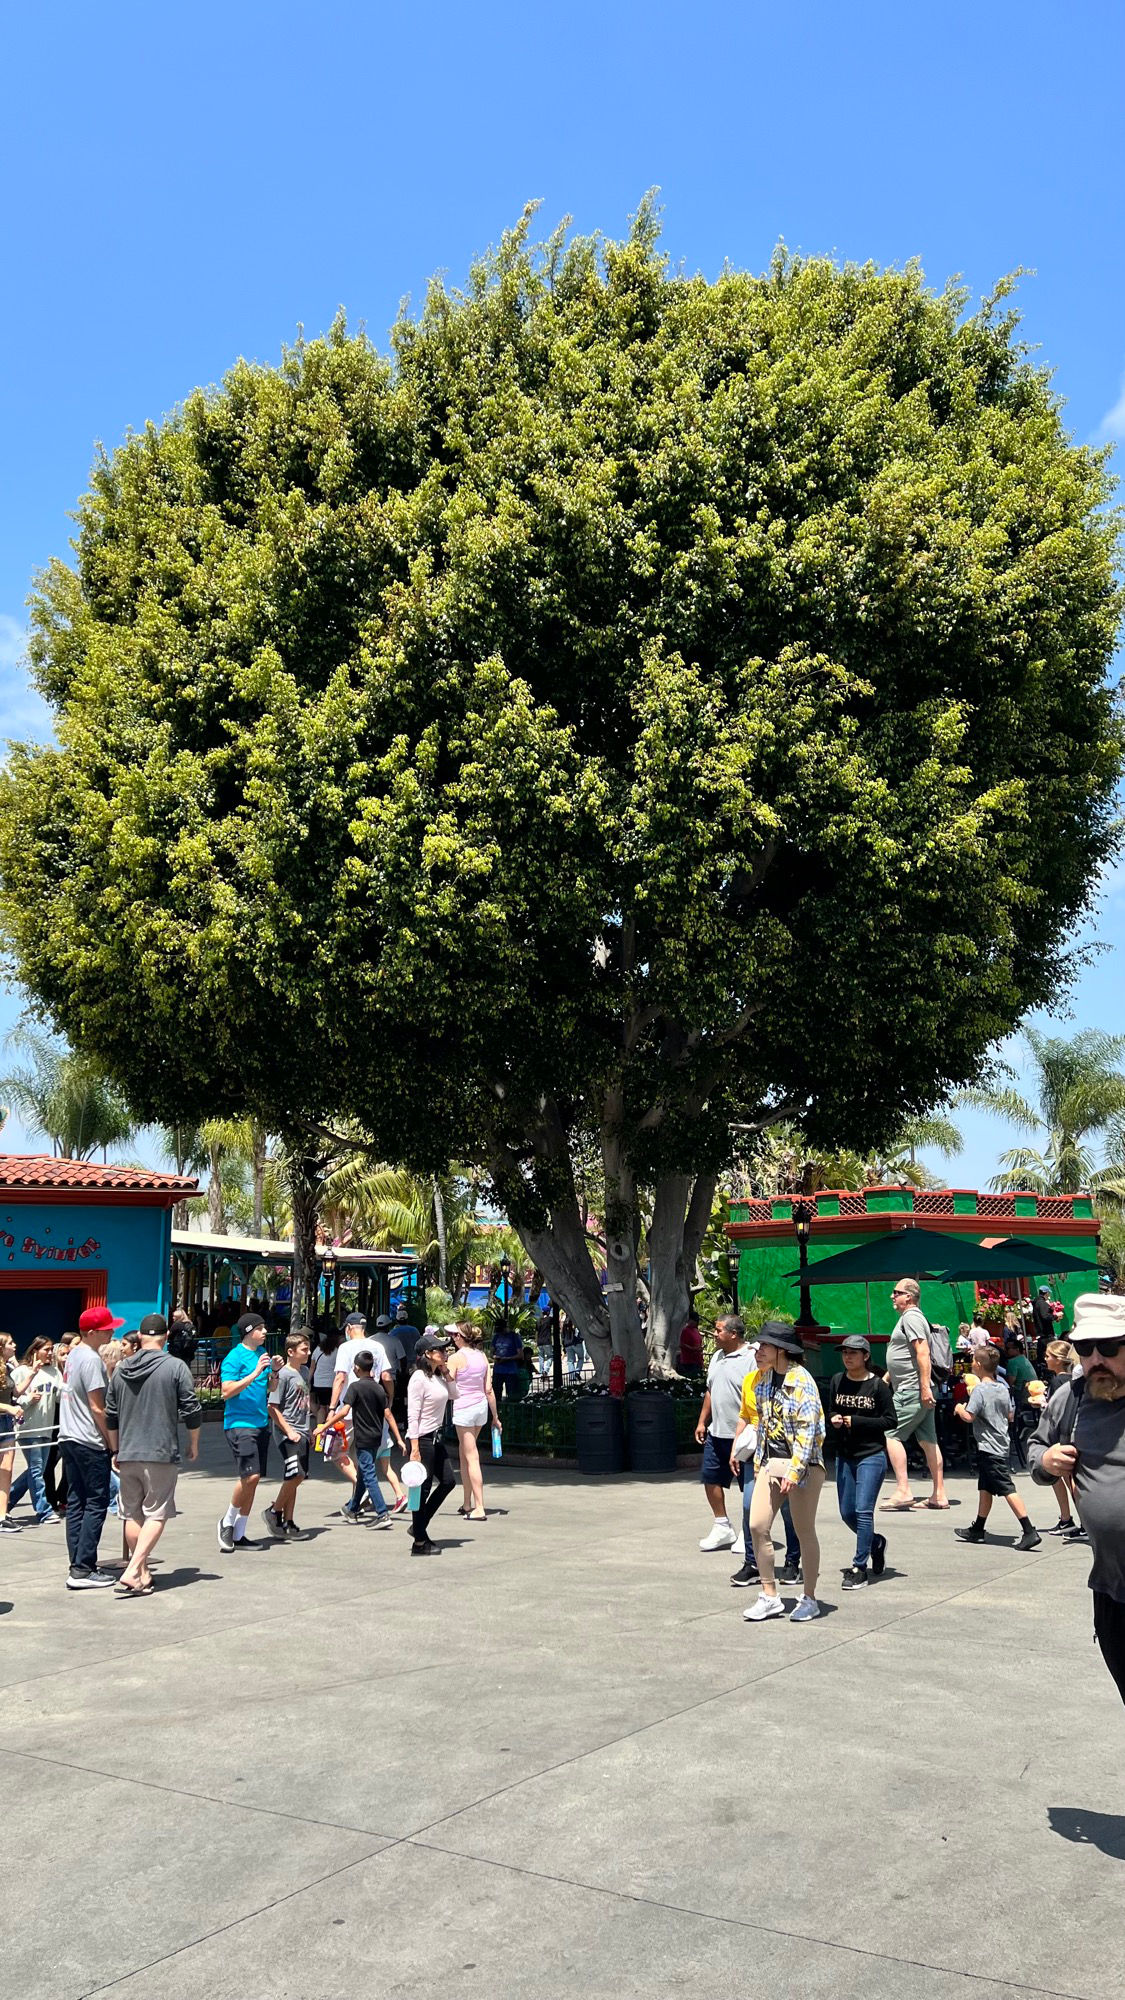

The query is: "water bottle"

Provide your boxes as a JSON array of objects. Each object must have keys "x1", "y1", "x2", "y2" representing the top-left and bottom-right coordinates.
[{"x1": 491, "y1": 1424, "x2": 503, "y2": 1461}]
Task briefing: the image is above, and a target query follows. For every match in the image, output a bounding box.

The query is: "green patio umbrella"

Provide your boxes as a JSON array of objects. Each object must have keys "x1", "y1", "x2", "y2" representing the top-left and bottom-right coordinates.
[
  {"x1": 780, "y1": 1228, "x2": 976, "y2": 1286},
  {"x1": 986, "y1": 1237, "x2": 1099, "y2": 1277}
]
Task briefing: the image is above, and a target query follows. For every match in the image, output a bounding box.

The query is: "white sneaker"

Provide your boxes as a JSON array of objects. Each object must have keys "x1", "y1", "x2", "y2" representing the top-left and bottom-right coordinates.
[
  {"x1": 790, "y1": 1594, "x2": 821, "y2": 1622},
  {"x1": 730, "y1": 1533, "x2": 745, "y2": 1559},
  {"x1": 700, "y1": 1519, "x2": 736, "y2": 1552},
  {"x1": 743, "y1": 1592, "x2": 785, "y2": 1622}
]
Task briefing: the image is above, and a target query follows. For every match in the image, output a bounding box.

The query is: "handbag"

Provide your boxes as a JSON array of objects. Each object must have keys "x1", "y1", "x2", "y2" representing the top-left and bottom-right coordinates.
[{"x1": 730, "y1": 1424, "x2": 757, "y2": 1465}]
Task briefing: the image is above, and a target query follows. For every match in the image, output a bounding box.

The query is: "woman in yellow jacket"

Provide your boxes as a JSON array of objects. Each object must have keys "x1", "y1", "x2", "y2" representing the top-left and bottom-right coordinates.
[{"x1": 731, "y1": 1322, "x2": 826, "y2": 1623}]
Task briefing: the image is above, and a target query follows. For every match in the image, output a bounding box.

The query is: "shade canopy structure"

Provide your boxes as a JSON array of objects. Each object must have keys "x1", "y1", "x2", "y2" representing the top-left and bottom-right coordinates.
[
  {"x1": 781, "y1": 1228, "x2": 976, "y2": 1287},
  {"x1": 987, "y1": 1237, "x2": 1100, "y2": 1277}
]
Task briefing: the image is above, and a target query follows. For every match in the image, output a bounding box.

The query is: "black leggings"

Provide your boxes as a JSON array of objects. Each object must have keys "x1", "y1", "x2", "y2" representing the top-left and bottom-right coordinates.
[
  {"x1": 412, "y1": 1432, "x2": 456, "y2": 1544},
  {"x1": 1093, "y1": 1591, "x2": 1125, "y2": 1706}
]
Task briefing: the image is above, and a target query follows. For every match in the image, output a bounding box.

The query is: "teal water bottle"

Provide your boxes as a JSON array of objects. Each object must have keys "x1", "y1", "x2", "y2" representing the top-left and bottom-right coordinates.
[{"x1": 491, "y1": 1425, "x2": 503, "y2": 1460}]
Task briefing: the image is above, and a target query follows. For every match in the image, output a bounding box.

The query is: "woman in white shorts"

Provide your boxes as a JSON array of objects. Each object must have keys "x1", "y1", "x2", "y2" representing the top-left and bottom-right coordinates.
[{"x1": 447, "y1": 1322, "x2": 500, "y2": 1521}]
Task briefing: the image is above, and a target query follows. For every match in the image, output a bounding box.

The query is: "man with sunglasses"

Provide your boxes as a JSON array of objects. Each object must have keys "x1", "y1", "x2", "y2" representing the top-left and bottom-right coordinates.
[{"x1": 1029, "y1": 1294, "x2": 1125, "y2": 1705}]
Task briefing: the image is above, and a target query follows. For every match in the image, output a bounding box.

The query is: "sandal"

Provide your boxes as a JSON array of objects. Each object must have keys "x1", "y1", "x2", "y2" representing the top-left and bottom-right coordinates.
[
  {"x1": 468, "y1": 1510, "x2": 487, "y2": 1521},
  {"x1": 920, "y1": 1498, "x2": 950, "y2": 1510},
  {"x1": 115, "y1": 1578, "x2": 154, "y2": 1596},
  {"x1": 880, "y1": 1500, "x2": 917, "y2": 1511}
]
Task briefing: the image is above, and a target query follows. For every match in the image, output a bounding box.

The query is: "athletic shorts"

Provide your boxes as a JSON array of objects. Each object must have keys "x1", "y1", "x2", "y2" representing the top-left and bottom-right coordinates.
[
  {"x1": 280, "y1": 1435, "x2": 310, "y2": 1481},
  {"x1": 700, "y1": 1433, "x2": 741, "y2": 1489},
  {"x1": 453, "y1": 1395, "x2": 489, "y2": 1430},
  {"x1": 977, "y1": 1451, "x2": 1015, "y2": 1497},
  {"x1": 118, "y1": 1460, "x2": 179, "y2": 1523},
  {"x1": 891, "y1": 1390, "x2": 937, "y2": 1448},
  {"x1": 226, "y1": 1426, "x2": 270, "y2": 1480}
]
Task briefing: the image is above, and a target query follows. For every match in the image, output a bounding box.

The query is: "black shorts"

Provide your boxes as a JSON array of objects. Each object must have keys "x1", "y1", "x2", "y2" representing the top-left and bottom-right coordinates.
[
  {"x1": 310, "y1": 1386, "x2": 332, "y2": 1416},
  {"x1": 977, "y1": 1452, "x2": 1015, "y2": 1497},
  {"x1": 226, "y1": 1427, "x2": 270, "y2": 1480},
  {"x1": 280, "y1": 1436, "x2": 310, "y2": 1481}
]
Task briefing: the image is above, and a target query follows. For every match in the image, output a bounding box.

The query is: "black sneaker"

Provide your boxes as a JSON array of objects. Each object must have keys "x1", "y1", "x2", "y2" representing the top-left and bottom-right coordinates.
[
  {"x1": 730, "y1": 1560, "x2": 761, "y2": 1588},
  {"x1": 231, "y1": 1534, "x2": 260, "y2": 1548},
  {"x1": 777, "y1": 1559, "x2": 802, "y2": 1584},
  {"x1": 841, "y1": 1565, "x2": 868, "y2": 1590},
  {"x1": 1017, "y1": 1525, "x2": 1042, "y2": 1551},
  {"x1": 284, "y1": 1519, "x2": 301, "y2": 1537},
  {"x1": 1061, "y1": 1524, "x2": 1088, "y2": 1543},
  {"x1": 410, "y1": 1540, "x2": 442, "y2": 1556},
  {"x1": 66, "y1": 1565, "x2": 115, "y2": 1590},
  {"x1": 870, "y1": 1534, "x2": 887, "y2": 1576},
  {"x1": 1044, "y1": 1519, "x2": 1072, "y2": 1536},
  {"x1": 956, "y1": 1522, "x2": 986, "y2": 1543},
  {"x1": 0, "y1": 1519, "x2": 22, "y2": 1536}
]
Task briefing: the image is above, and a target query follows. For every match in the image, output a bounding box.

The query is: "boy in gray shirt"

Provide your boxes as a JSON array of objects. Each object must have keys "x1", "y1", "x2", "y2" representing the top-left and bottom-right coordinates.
[
  {"x1": 263, "y1": 1330, "x2": 312, "y2": 1539},
  {"x1": 955, "y1": 1344, "x2": 1040, "y2": 1551}
]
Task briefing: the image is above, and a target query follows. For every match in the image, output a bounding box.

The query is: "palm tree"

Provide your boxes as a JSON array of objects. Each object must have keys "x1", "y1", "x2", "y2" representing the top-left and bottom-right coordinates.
[
  {"x1": 322, "y1": 1159, "x2": 506, "y2": 1299},
  {"x1": 198, "y1": 1117, "x2": 255, "y2": 1235},
  {"x1": 0, "y1": 1024, "x2": 136, "y2": 1161},
  {"x1": 959, "y1": 1028, "x2": 1125, "y2": 1195}
]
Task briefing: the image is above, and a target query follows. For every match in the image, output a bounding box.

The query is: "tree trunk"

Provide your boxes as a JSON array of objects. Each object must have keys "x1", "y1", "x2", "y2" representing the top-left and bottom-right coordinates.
[
  {"x1": 252, "y1": 1125, "x2": 266, "y2": 1238},
  {"x1": 433, "y1": 1177, "x2": 449, "y2": 1293},
  {"x1": 601, "y1": 1106, "x2": 647, "y2": 1381},
  {"x1": 288, "y1": 1159, "x2": 320, "y2": 1329},
  {"x1": 641, "y1": 1170, "x2": 720, "y2": 1374},
  {"x1": 208, "y1": 1144, "x2": 226, "y2": 1235}
]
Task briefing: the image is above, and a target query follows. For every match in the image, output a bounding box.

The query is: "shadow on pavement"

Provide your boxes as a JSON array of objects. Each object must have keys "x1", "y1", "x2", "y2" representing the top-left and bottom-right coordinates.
[
  {"x1": 1048, "y1": 1807, "x2": 1125, "y2": 1858},
  {"x1": 150, "y1": 1567, "x2": 223, "y2": 1592}
]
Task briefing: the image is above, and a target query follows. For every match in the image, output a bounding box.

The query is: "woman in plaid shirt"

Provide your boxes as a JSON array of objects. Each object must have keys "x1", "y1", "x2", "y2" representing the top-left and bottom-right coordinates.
[{"x1": 732, "y1": 1322, "x2": 826, "y2": 1625}]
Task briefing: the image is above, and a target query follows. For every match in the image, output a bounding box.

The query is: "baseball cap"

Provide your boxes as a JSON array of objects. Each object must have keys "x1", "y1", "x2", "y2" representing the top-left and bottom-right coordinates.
[
  {"x1": 374, "y1": 1314, "x2": 391, "y2": 1329},
  {"x1": 1038, "y1": 1284, "x2": 1051, "y2": 1295},
  {"x1": 418, "y1": 1330, "x2": 451, "y2": 1352},
  {"x1": 78, "y1": 1304, "x2": 125, "y2": 1334},
  {"x1": 236, "y1": 1311, "x2": 267, "y2": 1336},
  {"x1": 343, "y1": 1312, "x2": 367, "y2": 1330},
  {"x1": 841, "y1": 1334, "x2": 870, "y2": 1354},
  {"x1": 139, "y1": 1312, "x2": 168, "y2": 1339}
]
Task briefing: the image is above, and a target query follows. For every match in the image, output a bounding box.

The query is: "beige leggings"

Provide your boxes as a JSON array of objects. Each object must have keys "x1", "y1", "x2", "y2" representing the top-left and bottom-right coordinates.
[{"x1": 749, "y1": 1460, "x2": 825, "y2": 1599}]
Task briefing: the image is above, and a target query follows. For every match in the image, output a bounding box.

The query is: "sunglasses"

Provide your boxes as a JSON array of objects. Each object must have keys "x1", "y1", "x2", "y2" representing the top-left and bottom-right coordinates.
[{"x1": 1073, "y1": 1338, "x2": 1124, "y2": 1360}]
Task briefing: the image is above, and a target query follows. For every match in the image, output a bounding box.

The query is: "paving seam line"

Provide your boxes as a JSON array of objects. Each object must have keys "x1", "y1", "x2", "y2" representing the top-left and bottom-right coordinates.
[{"x1": 405, "y1": 1834, "x2": 1098, "y2": 2000}]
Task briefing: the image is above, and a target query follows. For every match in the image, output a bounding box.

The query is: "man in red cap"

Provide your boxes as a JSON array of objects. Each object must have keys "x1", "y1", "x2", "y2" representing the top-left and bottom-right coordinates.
[{"x1": 58, "y1": 1304, "x2": 124, "y2": 1589}]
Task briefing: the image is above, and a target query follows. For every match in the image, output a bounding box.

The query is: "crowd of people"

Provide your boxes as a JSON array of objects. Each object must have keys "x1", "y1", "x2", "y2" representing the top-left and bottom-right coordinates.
[
  {"x1": 0, "y1": 1299, "x2": 506, "y2": 1588},
  {"x1": 692, "y1": 1281, "x2": 1125, "y2": 1706}
]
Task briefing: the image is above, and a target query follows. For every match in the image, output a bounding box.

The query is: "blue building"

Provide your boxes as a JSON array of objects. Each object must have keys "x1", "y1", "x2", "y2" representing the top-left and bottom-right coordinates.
[{"x1": 0, "y1": 1153, "x2": 198, "y2": 1350}]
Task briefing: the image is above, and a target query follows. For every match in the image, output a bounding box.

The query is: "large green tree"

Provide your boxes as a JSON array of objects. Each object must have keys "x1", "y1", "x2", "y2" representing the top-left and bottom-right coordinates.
[{"x1": 1, "y1": 207, "x2": 1121, "y2": 1376}]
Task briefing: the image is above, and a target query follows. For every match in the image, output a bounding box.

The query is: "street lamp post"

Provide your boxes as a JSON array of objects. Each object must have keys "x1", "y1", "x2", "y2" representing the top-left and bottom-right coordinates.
[
  {"x1": 321, "y1": 1244, "x2": 337, "y2": 1323},
  {"x1": 727, "y1": 1242, "x2": 740, "y2": 1317},
  {"x1": 792, "y1": 1200, "x2": 815, "y2": 1333},
  {"x1": 498, "y1": 1253, "x2": 511, "y2": 1344}
]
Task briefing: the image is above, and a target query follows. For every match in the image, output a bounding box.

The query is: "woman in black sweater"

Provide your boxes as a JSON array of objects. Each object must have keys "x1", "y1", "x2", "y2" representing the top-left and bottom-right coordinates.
[{"x1": 827, "y1": 1335, "x2": 897, "y2": 1590}]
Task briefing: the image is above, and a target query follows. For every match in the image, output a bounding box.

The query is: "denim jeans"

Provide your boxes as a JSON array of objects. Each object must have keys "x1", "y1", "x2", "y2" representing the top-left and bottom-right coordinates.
[
  {"x1": 60, "y1": 1440, "x2": 111, "y2": 1571},
  {"x1": 836, "y1": 1451, "x2": 888, "y2": 1568},
  {"x1": 9, "y1": 1445, "x2": 53, "y2": 1520},
  {"x1": 349, "y1": 1447, "x2": 389, "y2": 1519}
]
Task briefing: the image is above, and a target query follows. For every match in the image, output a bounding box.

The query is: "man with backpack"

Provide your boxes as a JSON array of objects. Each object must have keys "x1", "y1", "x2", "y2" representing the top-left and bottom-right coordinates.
[{"x1": 881, "y1": 1277, "x2": 949, "y2": 1511}]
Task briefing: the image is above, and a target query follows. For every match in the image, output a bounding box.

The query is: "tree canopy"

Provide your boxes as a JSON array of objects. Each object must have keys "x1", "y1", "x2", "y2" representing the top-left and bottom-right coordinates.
[{"x1": 2, "y1": 204, "x2": 1121, "y2": 1373}]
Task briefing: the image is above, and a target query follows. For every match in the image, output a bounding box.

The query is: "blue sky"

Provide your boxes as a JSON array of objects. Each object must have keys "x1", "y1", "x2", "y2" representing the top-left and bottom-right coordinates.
[{"x1": 1, "y1": 0, "x2": 1122, "y2": 1183}]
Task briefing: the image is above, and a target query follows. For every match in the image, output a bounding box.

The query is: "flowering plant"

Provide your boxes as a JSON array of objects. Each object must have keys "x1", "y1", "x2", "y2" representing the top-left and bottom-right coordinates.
[{"x1": 974, "y1": 1288, "x2": 1010, "y2": 1327}]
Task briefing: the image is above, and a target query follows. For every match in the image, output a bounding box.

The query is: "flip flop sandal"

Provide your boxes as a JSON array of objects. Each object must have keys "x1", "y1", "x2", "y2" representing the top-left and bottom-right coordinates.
[
  {"x1": 468, "y1": 1511, "x2": 487, "y2": 1521},
  {"x1": 116, "y1": 1578, "x2": 154, "y2": 1596},
  {"x1": 880, "y1": 1500, "x2": 917, "y2": 1511},
  {"x1": 920, "y1": 1499, "x2": 951, "y2": 1510}
]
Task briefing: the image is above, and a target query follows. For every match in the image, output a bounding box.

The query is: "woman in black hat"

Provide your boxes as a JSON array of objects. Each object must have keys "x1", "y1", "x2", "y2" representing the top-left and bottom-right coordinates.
[{"x1": 731, "y1": 1322, "x2": 826, "y2": 1623}]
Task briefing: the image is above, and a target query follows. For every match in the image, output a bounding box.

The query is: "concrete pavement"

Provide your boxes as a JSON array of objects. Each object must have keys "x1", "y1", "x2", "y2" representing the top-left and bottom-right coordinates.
[{"x1": 0, "y1": 1426, "x2": 1120, "y2": 2000}]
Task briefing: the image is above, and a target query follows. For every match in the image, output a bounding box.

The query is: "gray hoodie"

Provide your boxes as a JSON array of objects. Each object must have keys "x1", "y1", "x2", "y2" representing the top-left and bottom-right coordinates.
[{"x1": 105, "y1": 1348, "x2": 202, "y2": 1464}]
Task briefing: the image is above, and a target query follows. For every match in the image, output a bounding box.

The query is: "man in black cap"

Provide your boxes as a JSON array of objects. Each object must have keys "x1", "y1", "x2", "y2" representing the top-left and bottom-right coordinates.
[{"x1": 106, "y1": 1312, "x2": 201, "y2": 1594}]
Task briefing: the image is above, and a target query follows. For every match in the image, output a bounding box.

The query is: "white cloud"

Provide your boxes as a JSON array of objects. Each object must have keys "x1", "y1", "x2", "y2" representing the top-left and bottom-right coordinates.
[
  {"x1": 1094, "y1": 368, "x2": 1125, "y2": 445},
  {"x1": 0, "y1": 615, "x2": 54, "y2": 745}
]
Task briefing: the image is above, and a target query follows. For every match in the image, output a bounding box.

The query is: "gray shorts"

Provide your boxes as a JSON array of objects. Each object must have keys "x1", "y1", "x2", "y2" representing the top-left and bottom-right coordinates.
[
  {"x1": 891, "y1": 1390, "x2": 937, "y2": 1447},
  {"x1": 118, "y1": 1461, "x2": 179, "y2": 1523}
]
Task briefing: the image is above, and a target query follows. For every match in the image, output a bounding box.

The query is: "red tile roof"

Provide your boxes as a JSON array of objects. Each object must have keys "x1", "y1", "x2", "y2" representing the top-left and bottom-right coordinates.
[{"x1": 0, "y1": 1153, "x2": 198, "y2": 1197}]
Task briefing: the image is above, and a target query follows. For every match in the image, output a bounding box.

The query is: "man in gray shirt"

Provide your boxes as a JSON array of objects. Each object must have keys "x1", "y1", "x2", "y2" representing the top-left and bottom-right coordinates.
[
  {"x1": 1030, "y1": 1293, "x2": 1125, "y2": 1705},
  {"x1": 882, "y1": 1278, "x2": 947, "y2": 1511},
  {"x1": 106, "y1": 1311, "x2": 201, "y2": 1595},
  {"x1": 59, "y1": 1303, "x2": 123, "y2": 1590}
]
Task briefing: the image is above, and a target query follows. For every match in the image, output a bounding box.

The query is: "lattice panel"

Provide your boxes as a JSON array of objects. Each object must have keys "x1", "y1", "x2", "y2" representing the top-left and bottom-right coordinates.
[
  {"x1": 1036, "y1": 1196, "x2": 1074, "y2": 1218},
  {"x1": 914, "y1": 1193, "x2": 955, "y2": 1215},
  {"x1": 840, "y1": 1194, "x2": 867, "y2": 1216}
]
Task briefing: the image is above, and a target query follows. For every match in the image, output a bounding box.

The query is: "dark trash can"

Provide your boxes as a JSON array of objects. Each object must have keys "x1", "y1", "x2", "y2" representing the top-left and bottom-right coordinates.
[
  {"x1": 576, "y1": 1393, "x2": 626, "y2": 1474},
  {"x1": 625, "y1": 1388, "x2": 677, "y2": 1472}
]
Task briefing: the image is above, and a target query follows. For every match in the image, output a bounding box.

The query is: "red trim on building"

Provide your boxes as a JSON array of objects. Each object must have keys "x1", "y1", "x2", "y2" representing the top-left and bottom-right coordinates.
[
  {"x1": 0, "y1": 1268, "x2": 108, "y2": 1307},
  {"x1": 0, "y1": 1154, "x2": 196, "y2": 1209}
]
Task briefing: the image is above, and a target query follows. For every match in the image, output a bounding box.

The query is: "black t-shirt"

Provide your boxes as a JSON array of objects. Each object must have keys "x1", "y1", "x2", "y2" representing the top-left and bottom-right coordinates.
[
  {"x1": 827, "y1": 1371, "x2": 896, "y2": 1460},
  {"x1": 343, "y1": 1377, "x2": 389, "y2": 1453}
]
